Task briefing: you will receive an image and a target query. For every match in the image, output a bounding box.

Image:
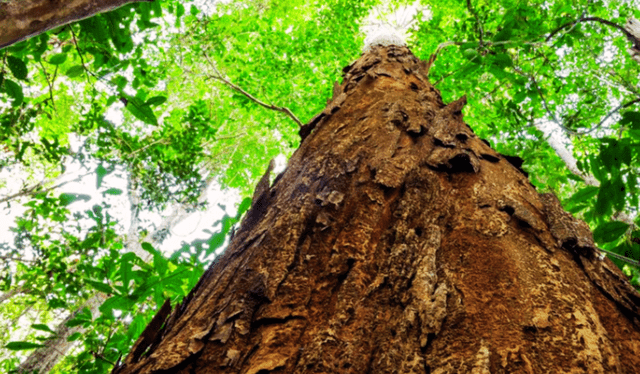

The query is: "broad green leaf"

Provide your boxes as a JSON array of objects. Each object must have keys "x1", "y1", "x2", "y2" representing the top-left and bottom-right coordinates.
[
  {"x1": 85, "y1": 279, "x2": 114, "y2": 294},
  {"x1": 48, "y1": 53, "x2": 67, "y2": 65},
  {"x1": 67, "y1": 332, "x2": 82, "y2": 342},
  {"x1": 620, "y1": 111, "x2": 640, "y2": 129},
  {"x1": 238, "y1": 197, "x2": 252, "y2": 216},
  {"x1": 2, "y1": 78, "x2": 24, "y2": 106},
  {"x1": 65, "y1": 65, "x2": 85, "y2": 78},
  {"x1": 7, "y1": 56, "x2": 28, "y2": 80},
  {"x1": 124, "y1": 96, "x2": 158, "y2": 125},
  {"x1": 594, "y1": 221, "x2": 629, "y2": 243},
  {"x1": 5, "y1": 341, "x2": 45, "y2": 351},
  {"x1": 146, "y1": 95, "x2": 167, "y2": 106},
  {"x1": 100, "y1": 295, "x2": 134, "y2": 316},
  {"x1": 104, "y1": 188, "x2": 123, "y2": 195},
  {"x1": 462, "y1": 48, "x2": 478, "y2": 60},
  {"x1": 31, "y1": 324, "x2": 55, "y2": 334},
  {"x1": 59, "y1": 193, "x2": 92, "y2": 206},
  {"x1": 96, "y1": 164, "x2": 109, "y2": 189}
]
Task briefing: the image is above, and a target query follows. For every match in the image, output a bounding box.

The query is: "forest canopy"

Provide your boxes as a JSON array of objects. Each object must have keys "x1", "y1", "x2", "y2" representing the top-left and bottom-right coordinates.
[{"x1": 1, "y1": 0, "x2": 639, "y2": 372}]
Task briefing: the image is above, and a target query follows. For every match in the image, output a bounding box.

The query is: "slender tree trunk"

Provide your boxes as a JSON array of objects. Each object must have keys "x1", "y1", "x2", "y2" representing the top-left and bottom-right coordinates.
[
  {"x1": 0, "y1": 0, "x2": 154, "y2": 49},
  {"x1": 17, "y1": 294, "x2": 107, "y2": 374},
  {"x1": 113, "y1": 46, "x2": 640, "y2": 374}
]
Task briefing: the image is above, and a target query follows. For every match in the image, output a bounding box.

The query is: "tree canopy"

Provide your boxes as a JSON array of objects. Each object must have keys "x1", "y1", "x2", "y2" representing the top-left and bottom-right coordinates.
[{"x1": 1, "y1": 0, "x2": 639, "y2": 372}]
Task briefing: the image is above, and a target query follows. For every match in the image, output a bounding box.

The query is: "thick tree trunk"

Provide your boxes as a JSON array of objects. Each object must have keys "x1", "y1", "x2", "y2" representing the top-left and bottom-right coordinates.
[
  {"x1": 0, "y1": 0, "x2": 153, "y2": 49},
  {"x1": 113, "y1": 46, "x2": 640, "y2": 374}
]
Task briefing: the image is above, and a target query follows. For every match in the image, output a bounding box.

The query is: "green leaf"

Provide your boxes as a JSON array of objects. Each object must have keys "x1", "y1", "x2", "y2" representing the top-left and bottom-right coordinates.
[
  {"x1": 569, "y1": 186, "x2": 599, "y2": 204},
  {"x1": 2, "y1": 78, "x2": 24, "y2": 106},
  {"x1": 6, "y1": 341, "x2": 45, "y2": 351},
  {"x1": 66, "y1": 308, "x2": 92, "y2": 328},
  {"x1": 96, "y1": 164, "x2": 109, "y2": 189},
  {"x1": 462, "y1": 48, "x2": 478, "y2": 60},
  {"x1": 491, "y1": 53, "x2": 513, "y2": 68},
  {"x1": 31, "y1": 324, "x2": 55, "y2": 334},
  {"x1": 66, "y1": 65, "x2": 85, "y2": 78},
  {"x1": 141, "y1": 242, "x2": 168, "y2": 275},
  {"x1": 48, "y1": 53, "x2": 68, "y2": 65},
  {"x1": 620, "y1": 111, "x2": 640, "y2": 130},
  {"x1": 100, "y1": 295, "x2": 134, "y2": 316},
  {"x1": 7, "y1": 56, "x2": 28, "y2": 80},
  {"x1": 104, "y1": 188, "x2": 123, "y2": 195},
  {"x1": 59, "y1": 193, "x2": 92, "y2": 206},
  {"x1": 146, "y1": 95, "x2": 167, "y2": 107},
  {"x1": 493, "y1": 27, "x2": 512, "y2": 42},
  {"x1": 593, "y1": 221, "x2": 629, "y2": 243},
  {"x1": 176, "y1": 3, "x2": 185, "y2": 18},
  {"x1": 85, "y1": 279, "x2": 114, "y2": 294},
  {"x1": 124, "y1": 96, "x2": 158, "y2": 125},
  {"x1": 67, "y1": 332, "x2": 82, "y2": 342},
  {"x1": 237, "y1": 197, "x2": 252, "y2": 216}
]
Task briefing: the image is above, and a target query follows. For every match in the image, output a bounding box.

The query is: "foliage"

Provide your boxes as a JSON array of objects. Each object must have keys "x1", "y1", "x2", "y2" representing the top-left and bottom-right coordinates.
[{"x1": 0, "y1": 0, "x2": 639, "y2": 372}]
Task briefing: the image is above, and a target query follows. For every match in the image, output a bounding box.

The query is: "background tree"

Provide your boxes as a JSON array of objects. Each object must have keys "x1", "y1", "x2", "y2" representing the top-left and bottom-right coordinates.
[{"x1": 0, "y1": 0, "x2": 639, "y2": 373}]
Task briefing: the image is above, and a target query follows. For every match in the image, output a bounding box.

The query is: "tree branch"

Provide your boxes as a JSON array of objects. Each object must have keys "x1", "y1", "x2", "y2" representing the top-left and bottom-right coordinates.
[
  {"x1": 0, "y1": 0, "x2": 154, "y2": 49},
  {"x1": 202, "y1": 52, "x2": 303, "y2": 128},
  {"x1": 546, "y1": 17, "x2": 632, "y2": 42},
  {"x1": 466, "y1": 0, "x2": 485, "y2": 47},
  {"x1": 425, "y1": 41, "x2": 458, "y2": 76},
  {"x1": 577, "y1": 98, "x2": 640, "y2": 135},
  {"x1": 0, "y1": 170, "x2": 94, "y2": 204}
]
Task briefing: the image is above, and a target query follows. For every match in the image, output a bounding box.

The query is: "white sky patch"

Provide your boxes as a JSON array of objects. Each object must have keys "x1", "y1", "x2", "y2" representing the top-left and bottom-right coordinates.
[{"x1": 361, "y1": 0, "x2": 431, "y2": 52}]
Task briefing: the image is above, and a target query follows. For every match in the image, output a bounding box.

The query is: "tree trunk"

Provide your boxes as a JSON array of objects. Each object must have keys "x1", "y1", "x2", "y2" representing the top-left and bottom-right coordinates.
[
  {"x1": 113, "y1": 46, "x2": 640, "y2": 374},
  {"x1": 0, "y1": 0, "x2": 153, "y2": 49},
  {"x1": 17, "y1": 294, "x2": 107, "y2": 374}
]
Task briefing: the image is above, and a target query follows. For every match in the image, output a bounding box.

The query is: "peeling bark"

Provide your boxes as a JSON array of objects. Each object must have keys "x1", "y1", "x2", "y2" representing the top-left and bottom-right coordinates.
[
  {"x1": 114, "y1": 46, "x2": 640, "y2": 374},
  {"x1": 0, "y1": 0, "x2": 154, "y2": 49}
]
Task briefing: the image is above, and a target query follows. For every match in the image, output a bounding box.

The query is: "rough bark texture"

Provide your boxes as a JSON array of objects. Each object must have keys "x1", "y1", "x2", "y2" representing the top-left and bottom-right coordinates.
[
  {"x1": 114, "y1": 46, "x2": 640, "y2": 374},
  {"x1": 0, "y1": 0, "x2": 153, "y2": 49}
]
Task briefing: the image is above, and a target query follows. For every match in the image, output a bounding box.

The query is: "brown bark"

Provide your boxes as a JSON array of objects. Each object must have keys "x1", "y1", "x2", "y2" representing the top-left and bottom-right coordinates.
[
  {"x1": 0, "y1": 0, "x2": 154, "y2": 49},
  {"x1": 113, "y1": 46, "x2": 640, "y2": 374}
]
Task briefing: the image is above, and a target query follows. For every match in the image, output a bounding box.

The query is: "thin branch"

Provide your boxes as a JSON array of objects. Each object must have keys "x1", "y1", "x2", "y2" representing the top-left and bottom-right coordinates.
[
  {"x1": 0, "y1": 170, "x2": 94, "y2": 204},
  {"x1": 0, "y1": 255, "x2": 37, "y2": 263},
  {"x1": 514, "y1": 66, "x2": 575, "y2": 134},
  {"x1": 546, "y1": 17, "x2": 632, "y2": 42},
  {"x1": 425, "y1": 41, "x2": 457, "y2": 76},
  {"x1": 70, "y1": 27, "x2": 92, "y2": 84},
  {"x1": 599, "y1": 248, "x2": 640, "y2": 267},
  {"x1": 201, "y1": 52, "x2": 303, "y2": 127},
  {"x1": 576, "y1": 98, "x2": 640, "y2": 135},
  {"x1": 466, "y1": 0, "x2": 484, "y2": 47},
  {"x1": 38, "y1": 60, "x2": 56, "y2": 108}
]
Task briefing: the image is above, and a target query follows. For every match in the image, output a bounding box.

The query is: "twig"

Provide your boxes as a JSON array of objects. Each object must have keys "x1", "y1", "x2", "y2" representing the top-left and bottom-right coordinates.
[
  {"x1": 599, "y1": 248, "x2": 640, "y2": 267},
  {"x1": 466, "y1": 0, "x2": 484, "y2": 47},
  {"x1": 201, "y1": 52, "x2": 303, "y2": 127},
  {"x1": 577, "y1": 98, "x2": 640, "y2": 135},
  {"x1": 0, "y1": 170, "x2": 94, "y2": 204},
  {"x1": 425, "y1": 41, "x2": 457, "y2": 76},
  {"x1": 546, "y1": 17, "x2": 632, "y2": 42},
  {"x1": 70, "y1": 27, "x2": 91, "y2": 83},
  {"x1": 0, "y1": 255, "x2": 37, "y2": 263},
  {"x1": 38, "y1": 60, "x2": 55, "y2": 108}
]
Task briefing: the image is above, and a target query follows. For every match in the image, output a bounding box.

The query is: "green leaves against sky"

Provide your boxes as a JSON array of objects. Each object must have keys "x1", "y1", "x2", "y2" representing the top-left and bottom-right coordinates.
[{"x1": 1, "y1": 0, "x2": 640, "y2": 372}]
